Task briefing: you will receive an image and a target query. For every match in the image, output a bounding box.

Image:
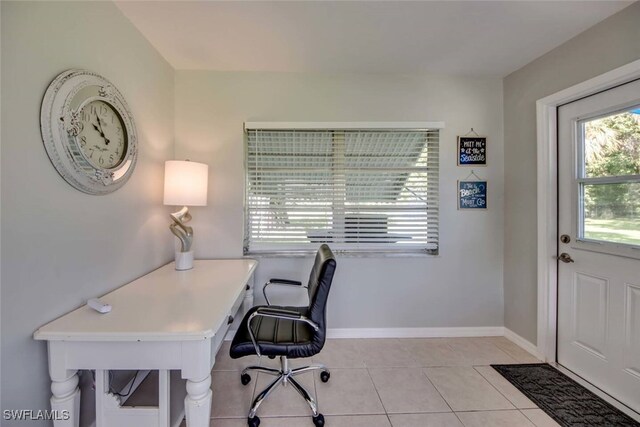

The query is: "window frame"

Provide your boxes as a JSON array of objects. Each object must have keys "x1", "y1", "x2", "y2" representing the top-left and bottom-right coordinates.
[
  {"x1": 243, "y1": 122, "x2": 444, "y2": 256},
  {"x1": 574, "y1": 105, "x2": 640, "y2": 256}
]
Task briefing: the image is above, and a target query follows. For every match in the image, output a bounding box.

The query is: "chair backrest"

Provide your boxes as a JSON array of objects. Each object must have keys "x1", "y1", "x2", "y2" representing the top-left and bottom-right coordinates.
[{"x1": 306, "y1": 244, "x2": 337, "y2": 330}]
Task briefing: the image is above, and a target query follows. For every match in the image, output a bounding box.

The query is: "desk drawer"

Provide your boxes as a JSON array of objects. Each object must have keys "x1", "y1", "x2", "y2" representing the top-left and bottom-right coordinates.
[
  {"x1": 211, "y1": 287, "x2": 248, "y2": 359},
  {"x1": 211, "y1": 321, "x2": 228, "y2": 357},
  {"x1": 230, "y1": 287, "x2": 246, "y2": 319}
]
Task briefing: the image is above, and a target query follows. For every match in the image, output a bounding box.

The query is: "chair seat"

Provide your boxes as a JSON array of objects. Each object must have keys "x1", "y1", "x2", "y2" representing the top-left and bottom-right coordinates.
[{"x1": 230, "y1": 306, "x2": 322, "y2": 359}]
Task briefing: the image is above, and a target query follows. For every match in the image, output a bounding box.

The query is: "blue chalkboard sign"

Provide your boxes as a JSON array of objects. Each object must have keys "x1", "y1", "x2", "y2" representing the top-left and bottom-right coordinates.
[
  {"x1": 458, "y1": 136, "x2": 487, "y2": 165},
  {"x1": 458, "y1": 180, "x2": 487, "y2": 209}
]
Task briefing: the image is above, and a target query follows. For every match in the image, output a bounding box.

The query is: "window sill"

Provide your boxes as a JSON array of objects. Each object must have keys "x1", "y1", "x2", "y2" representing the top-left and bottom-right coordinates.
[{"x1": 243, "y1": 250, "x2": 439, "y2": 258}]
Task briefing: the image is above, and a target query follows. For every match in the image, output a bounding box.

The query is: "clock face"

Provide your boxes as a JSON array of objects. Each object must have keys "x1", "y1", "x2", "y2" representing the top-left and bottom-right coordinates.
[
  {"x1": 77, "y1": 100, "x2": 127, "y2": 169},
  {"x1": 41, "y1": 70, "x2": 138, "y2": 195}
]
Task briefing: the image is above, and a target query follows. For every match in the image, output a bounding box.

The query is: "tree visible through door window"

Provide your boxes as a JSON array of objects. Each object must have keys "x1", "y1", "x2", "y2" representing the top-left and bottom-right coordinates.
[{"x1": 580, "y1": 107, "x2": 640, "y2": 246}]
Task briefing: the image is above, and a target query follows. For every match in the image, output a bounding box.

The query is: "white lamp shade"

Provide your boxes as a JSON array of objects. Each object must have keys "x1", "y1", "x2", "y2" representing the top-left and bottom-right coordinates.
[{"x1": 163, "y1": 160, "x2": 209, "y2": 206}]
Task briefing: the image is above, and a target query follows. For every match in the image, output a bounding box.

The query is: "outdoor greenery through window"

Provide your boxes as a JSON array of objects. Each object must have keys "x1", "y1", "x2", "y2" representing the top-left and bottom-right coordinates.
[
  {"x1": 244, "y1": 125, "x2": 440, "y2": 255},
  {"x1": 580, "y1": 107, "x2": 640, "y2": 246}
]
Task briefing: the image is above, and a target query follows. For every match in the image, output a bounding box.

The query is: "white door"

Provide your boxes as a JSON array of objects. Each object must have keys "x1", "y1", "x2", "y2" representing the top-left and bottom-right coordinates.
[{"x1": 557, "y1": 78, "x2": 640, "y2": 414}]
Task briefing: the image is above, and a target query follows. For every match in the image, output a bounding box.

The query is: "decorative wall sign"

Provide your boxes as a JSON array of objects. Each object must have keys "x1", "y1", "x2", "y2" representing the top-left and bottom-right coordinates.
[
  {"x1": 458, "y1": 136, "x2": 487, "y2": 166},
  {"x1": 458, "y1": 180, "x2": 487, "y2": 209}
]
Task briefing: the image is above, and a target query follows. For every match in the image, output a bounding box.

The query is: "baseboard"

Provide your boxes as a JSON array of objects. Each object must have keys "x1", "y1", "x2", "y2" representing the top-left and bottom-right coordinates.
[
  {"x1": 326, "y1": 326, "x2": 505, "y2": 339},
  {"x1": 226, "y1": 326, "x2": 541, "y2": 359},
  {"x1": 504, "y1": 327, "x2": 545, "y2": 360}
]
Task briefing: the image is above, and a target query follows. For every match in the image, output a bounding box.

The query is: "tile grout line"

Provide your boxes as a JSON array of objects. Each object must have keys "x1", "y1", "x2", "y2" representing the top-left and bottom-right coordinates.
[
  {"x1": 423, "y1": 365, "x2": 518, "y2": 414},
  {"x1": 366, "y1": 366, "x2": 392, "y2": 417},
  {"x1": 453, "y1": 411, "x2": 467, "y2": 427},
  {"x1": 494, "y1": 345, "x2": 520, "y2": 364},
  {"x1": 491, "y1": 338, "x2": 542, "y2": 363},
  {"x1": 518, "y1": 408, "x2": 542, "y2": 427},
  {"x1": 455, "y1": 408, "x2": 536, "y2": 413},
  {"x1": 207, "y1": 338, "x2": 546, "y2": 424},
  {"x1": 464, "y1": 365, "x2": 516, "y2": 411},
  {"x1": 420, "y1": 367, "x2": 456, "y2": 414},
  {"x1": 385, "y1": 412, "x2": 393, "y2": 427},
  {"x1": 473, "y1": 365, "x2": 524, "y2": 411},
  {"x1": 457, "y1": 409, "x2": 540, "y2": 427}
]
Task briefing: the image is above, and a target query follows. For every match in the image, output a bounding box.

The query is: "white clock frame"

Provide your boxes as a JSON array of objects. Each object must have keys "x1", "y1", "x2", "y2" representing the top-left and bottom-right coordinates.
[{"x1": 40, "y1": 69, "x2": 138, "y2": 195}]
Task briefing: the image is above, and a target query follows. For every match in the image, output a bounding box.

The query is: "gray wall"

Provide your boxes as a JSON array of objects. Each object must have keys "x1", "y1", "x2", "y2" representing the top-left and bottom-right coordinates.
[
  {"x1": 6, "y1": 0, "x2": 637, "y2": 420},
  {"x1": 175, "y1": 71, "x2": 505, "y2": 329},
  {"x1": 503, "y1": 2, "x2": 640, "y2": 343},
  {"x1": 1, "y1": 1, "x2": 174, "y2": 424}
]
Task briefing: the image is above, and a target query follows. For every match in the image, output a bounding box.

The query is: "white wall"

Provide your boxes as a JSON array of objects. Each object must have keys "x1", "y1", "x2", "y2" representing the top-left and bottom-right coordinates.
[
  {"x1": 1, "y1": 1, "x2": 174, "y2": 424},
  {"x1": 503, "y1": 1, "x2": 640, "y2": 343},
  {"x1": 175, "y1": 71, "x2": 505, "y2": 329}
]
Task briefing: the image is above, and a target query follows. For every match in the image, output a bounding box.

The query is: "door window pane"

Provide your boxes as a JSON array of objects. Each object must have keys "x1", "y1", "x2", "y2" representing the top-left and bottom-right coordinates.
[
  {"x1": 583, "y1": 109, "x2": 640, "y2": 178},
  {"x1": 583, "y1": 182, "x2": 640, "y2": 246},
  {"x1": 580, "y1": 107, "x2": 640, "y2": 247}
]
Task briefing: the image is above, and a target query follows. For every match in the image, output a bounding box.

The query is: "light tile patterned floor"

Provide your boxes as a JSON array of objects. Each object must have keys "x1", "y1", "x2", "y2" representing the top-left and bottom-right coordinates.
[{"x1": 183, "y1": 337, "x2": 560, "y2": 427}]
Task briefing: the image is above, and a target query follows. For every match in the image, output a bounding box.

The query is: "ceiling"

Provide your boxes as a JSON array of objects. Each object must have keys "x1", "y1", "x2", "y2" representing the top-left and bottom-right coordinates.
[{"x1": 116, "y1": 1, "x2": 633, "y2": 76}]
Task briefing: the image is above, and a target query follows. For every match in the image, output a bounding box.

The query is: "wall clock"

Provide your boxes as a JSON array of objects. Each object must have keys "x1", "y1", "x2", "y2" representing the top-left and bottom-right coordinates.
[{"x1": 40, "y1": 69, "x2": 138, "y2": 195}]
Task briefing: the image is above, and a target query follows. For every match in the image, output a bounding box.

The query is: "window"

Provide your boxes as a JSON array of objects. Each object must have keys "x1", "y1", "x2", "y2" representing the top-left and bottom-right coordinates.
[
  {"x1": 579, "y1": 107, "x2": 640, "y2": 247},
  {"x1": 244, "y1": 122, "x2": 441, "y2": 255}
]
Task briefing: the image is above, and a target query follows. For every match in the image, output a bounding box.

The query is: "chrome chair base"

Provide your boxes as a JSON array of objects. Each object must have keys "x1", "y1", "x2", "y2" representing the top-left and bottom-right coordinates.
[{"x1": 241, "y1": 356, "x2": 330, "y2": 427}]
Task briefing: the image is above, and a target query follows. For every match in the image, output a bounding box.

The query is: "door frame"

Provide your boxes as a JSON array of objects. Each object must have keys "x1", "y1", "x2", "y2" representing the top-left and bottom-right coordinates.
[{"x1": 536, "y1": 58, "x2": 640, "y2": 363}]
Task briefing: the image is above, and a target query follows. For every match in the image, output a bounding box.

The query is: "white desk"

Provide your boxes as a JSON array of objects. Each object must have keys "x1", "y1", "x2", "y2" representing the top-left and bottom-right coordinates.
[{"x1": 34, "y1": 259, "x2": 258, "y2": 427}]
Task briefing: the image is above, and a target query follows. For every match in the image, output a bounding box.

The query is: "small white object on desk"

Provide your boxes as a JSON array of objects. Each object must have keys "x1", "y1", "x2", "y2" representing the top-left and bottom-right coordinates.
[{"x1": 87, "y1": 298, "x2": 112, "y2": 314}]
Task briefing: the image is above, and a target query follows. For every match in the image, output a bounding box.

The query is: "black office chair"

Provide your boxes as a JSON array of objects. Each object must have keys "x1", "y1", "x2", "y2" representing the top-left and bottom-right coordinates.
[{"x1": 230, "y1": 244, "x2": 337, "y2": 427}]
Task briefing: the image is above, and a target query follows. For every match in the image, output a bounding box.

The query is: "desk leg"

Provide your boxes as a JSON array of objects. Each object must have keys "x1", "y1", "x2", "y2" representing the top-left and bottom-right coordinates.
[
  {"x1": 184, "y1": 375, "x2": 211, "y2": 426},
  {"x1": 50, "y1": 371, "x2": 80, "y2": 427}
]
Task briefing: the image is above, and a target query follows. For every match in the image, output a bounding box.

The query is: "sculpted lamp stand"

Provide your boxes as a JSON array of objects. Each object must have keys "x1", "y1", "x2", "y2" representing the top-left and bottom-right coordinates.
[{"x1": 164, "y1": 160, "x2": 209, "y2": 270}]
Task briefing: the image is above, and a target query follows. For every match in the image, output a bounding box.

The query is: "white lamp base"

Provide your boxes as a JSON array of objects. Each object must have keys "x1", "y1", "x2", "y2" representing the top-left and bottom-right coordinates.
[{"x1": 175, "y1": 251, "x2": 194, "y2": 271}]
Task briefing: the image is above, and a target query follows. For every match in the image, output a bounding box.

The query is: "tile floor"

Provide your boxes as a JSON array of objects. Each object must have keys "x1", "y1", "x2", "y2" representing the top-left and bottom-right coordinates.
[{"x1": 185, "y1": 337, "x2": 561, "y2": 427}]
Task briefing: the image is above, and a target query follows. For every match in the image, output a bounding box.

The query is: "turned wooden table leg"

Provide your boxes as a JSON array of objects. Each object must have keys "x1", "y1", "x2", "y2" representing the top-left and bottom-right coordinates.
[
  {"x1": 50, "y1": 371, "x2": 80, "y2": 427},
  {"x1": 184, "y1": 374, "x2": 212, "y2": 426}
]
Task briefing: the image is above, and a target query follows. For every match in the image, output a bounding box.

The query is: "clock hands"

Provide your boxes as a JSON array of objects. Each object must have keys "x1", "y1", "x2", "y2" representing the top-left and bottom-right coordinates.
[
  {"x1": 93, "y1": 116, "x2": 110, "y2": 145},
  {"x1": 97, "y1": 116, "x2": 107, "y2": 130}
]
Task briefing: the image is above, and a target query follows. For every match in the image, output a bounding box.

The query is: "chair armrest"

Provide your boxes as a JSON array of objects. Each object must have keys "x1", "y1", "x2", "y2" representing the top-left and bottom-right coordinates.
[
  {"x1": 256, "y1": 307, "x2": 302, "y2": 319},
  {"x1": 263, "y1": 279, "x2": 305, "y2": 305},
  {"x1": 246, "y1": 307, "x2": 319, "y2": 357},
  {"x1": 253, "y1": 307, "x2": 318, "y2": 330},
  {"x1": 269, "y1": 278, "x2": 303, "y2": 286}
]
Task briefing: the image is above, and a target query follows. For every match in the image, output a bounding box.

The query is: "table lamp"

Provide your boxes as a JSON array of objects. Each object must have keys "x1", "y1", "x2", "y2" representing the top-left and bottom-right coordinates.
[{"x1": 163, "y1": 160, "x2": 209, "y2": 270}]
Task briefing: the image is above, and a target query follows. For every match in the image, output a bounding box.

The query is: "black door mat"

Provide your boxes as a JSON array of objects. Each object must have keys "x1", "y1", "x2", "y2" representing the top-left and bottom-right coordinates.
[{"x1": 491, "y1": 364, "x2": 639, "y2": 427}]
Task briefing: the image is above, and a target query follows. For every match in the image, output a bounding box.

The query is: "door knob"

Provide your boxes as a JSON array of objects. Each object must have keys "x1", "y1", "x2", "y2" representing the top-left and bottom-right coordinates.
[{"x1": 557, "y1": 253, "x2": 574, "y2": 263}]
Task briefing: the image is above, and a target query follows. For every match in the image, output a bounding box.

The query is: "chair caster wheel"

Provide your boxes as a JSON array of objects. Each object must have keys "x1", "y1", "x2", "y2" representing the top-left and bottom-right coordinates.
[
  {"x1": 248, "y1": 416, "x2": 260, "y2": 427},
  {"x1": 241, "y1": 373, "x2": 252, "y2": 385},
  {"x1": 312, "y1": 413, "x2": 325, "y2": 426},
  {"x1": 320, "y1": 370, "x2": 330, "y2": 383},
  {"x1": 268, "y1": 355, "x2": 276, "y2": 359}
]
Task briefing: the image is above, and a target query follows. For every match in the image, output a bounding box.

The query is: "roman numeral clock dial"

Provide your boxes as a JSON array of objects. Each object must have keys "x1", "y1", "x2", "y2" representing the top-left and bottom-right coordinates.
[
  {"x1": 40, "y1": 70, "x2": 137, "y2": 195},
  {"x1": 77, "y1": 100, "x2": 127, "y2": 169}
]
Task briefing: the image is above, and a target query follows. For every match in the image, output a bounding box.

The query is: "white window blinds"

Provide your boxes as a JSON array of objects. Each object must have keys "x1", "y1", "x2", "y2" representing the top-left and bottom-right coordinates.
[{"x1": 244, "y1": 123, "x2": 441, "y2": 255}]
